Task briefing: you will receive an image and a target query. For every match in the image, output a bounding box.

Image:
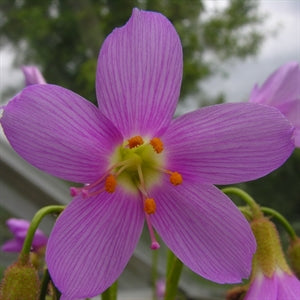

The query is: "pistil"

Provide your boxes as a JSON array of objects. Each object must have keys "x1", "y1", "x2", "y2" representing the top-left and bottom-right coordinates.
[{"x1": 145, "y1": 212, "x2": 160, "y2": 250}]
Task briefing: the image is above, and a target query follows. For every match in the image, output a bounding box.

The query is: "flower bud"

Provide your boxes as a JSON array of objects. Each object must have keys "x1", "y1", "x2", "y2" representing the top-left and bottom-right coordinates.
[
  {"x1": 250, "y1": 217, "x2": 290, "y2": 276},
  {"x1": 288, "y1": 237, "x2": 300, "y2": 279},
  {"x1": 0, "y1": 260, "x2": 40, "y2": 300},
  {"x1": 240, "y1": 217, "x2": 300, "y2": 300}
]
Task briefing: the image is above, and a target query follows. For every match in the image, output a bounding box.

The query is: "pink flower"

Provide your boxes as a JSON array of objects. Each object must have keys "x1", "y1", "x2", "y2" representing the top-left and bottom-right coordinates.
[
  {"x1": 244, "y1": 269, "x2": 300, "y2": 300},
  {"x1": 0, "y1": 9, "x2": 295, "y2": 299},
  {"x1": 1, "y1": 218, "x2": 47, "y2": 253},
  {"x1": 21, "y1": 66, "x2": 46, "y2": 85},
  {"x1": 156, "y1": 279, "x2": 166, "y2": 299},
  {"x1": 249, "y1": 62, "x2": 300, "y2": 147},
  {"x1": 245, "y1": 217, "x2": 300, "y2": 300}
]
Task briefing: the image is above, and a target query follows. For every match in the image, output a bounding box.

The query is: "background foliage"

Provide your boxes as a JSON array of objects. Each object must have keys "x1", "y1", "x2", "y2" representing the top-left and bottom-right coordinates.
[{"x1": 0, "y1": 0, "x2": 264, "y2": 102}]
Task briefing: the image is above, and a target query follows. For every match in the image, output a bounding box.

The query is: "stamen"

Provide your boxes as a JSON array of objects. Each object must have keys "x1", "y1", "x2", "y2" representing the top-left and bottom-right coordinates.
[
  {"x1": 128, "y1": 136, "x2": 144, "y2": 148},
  {"x1": 169, "y1": 171, "x2": 183, "y2": 185},
  {"x1": 150, "y1": 137, "x2": 164, "y2": 153},
  {"x1": 144, "y1": 198, "x2": 156, "y2": 214},
  {"x1": 70, "y1": 161, "x2": 137, "y2": 199},
  {"x1": 105, "y1": 174, "x2": 117, "y2": 193}
]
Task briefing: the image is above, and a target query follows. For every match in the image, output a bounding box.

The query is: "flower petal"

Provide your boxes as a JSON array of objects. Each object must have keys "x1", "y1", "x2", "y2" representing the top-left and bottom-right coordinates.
[
  {"x1": 96, "y1": 8, "x2": 182, "y2": 138},
  {"x1": 277, "y1": 271, "x2": 300, "y2": 299},
  {"x1": 244, "y1": 273, "x2": 277, "y2": 300},
  {"x1": 151, "y1": 178, "x2": 256, "y2": 283},
  {"x1": 1, "y1": 84, "x2": 123, "y2": 183},
  {"x1": 162, "y1": 102, "x2": 294, "y2": 185},
  {"x1": 31, "y1": 229, "x2": 48, "y2": 250},
  {"x1": 22, "y1": 65, "x2": 46, "y2": 85},
  {"x1": 46, "y1": 189, "x2": 144, "y2": 298},
  {"x1": 249, "y1": 61, "x2": 300, "y2": 106},
  {"x1": 276, "y1": 99, "x2": 300, "y2": 147},
  {"x1": 6, "y1": 218, "x2": 30, "y2": 234},
  {"x1": 1, "y1": 239, "x2": 22, "y2": 252}
]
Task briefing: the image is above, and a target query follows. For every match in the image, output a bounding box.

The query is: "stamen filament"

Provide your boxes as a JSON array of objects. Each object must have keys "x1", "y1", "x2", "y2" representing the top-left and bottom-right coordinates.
[
  {"x1": 69, "y1": 161, "x2": 131, "y2": 198},
  {"x1": 86, "y1": 187, "x2": 106, "y2": 197},
  {"x1": 155, "y1": 168, "x2": 183, "y2": 186},
  {"x1": 115, "y1": 164, "x2": 130, "y2": 177}
]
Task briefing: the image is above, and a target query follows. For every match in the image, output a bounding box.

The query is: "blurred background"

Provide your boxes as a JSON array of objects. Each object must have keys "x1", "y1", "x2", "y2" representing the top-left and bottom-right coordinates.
[{"x1": 0, "y1": 0, "x2": 299, "y2": 299}]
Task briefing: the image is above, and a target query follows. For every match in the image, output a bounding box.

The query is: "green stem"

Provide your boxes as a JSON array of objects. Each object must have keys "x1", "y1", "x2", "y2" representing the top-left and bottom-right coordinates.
[
  {"x1": 222, "y1": 187, "x2": 262, "y2": 218},
  {"x1": 164, "y1": 251, "x2": 183, "y2": 300},
  {"x1": 39, "y1": 268, "x2": 51, "y2": 300},
  {"x1": 261, "y1": 206, "x2": 297, "y2": 241},
  {"x1": 40, "y1": 267, "x2": 62, "y2": 300},
  {"x1": 53, "y1": 284, "x2": 61, "y2": 300},
  {"x1": 166, "y1": 250, "x2": 175, "y2": 278},
  {"x1": 19, "y1": 205, "x2": 65, "y2": 265},
  {"x1": 238, "y1": 206, "x2": 253, "y2": 220},
  {"x1": 101, "y1": 281, "x2": 118, "y2": 300}
]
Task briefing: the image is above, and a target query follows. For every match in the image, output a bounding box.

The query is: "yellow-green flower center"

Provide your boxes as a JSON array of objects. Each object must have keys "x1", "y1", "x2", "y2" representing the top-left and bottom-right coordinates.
[{"x1": 109, "y1": 137, "x2": 165, "y2": 194}]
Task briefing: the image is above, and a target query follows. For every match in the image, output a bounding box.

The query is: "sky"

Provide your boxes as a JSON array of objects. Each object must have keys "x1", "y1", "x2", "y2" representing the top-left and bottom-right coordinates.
[
  {"x1": 214, "y1": 0, "x2": 300, "y2": 101},
  {"x1": 178, "y1": 0, "x2": 300, "y2": 113},
  {"x1": 0, "y1": 0, "x2": 300, "y2": 109}
]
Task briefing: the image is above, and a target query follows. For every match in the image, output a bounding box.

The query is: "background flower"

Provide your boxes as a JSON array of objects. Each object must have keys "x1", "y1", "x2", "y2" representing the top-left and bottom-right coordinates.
[
  {"x1": 21, "y1": 66, "x2": 46, "y2": 86},
  {"x1": 245, "y1": 269, "x2": 300, "y2": 300},
  {"x1": 244, "y1": 217, "x2": 300, "y2": 300},
  {"x1": 1, "y1": 218, "x2": 47, "y2": 253},
  {"x1": 249, "y1": 61, "x2": 300, "y2": 147}
]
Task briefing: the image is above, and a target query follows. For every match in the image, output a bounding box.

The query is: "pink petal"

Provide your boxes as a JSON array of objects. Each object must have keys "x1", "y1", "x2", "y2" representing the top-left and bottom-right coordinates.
[
  {"x1": 150, "y1": 178, "x2": 256, "y2": 283},
  {"x1": 31, "y1": 229, "x2": 48, "y2": 250},
  {"x1": 244, "y1": 273, "x2": 277, "y2": 300},
  {"x1": 249, "y1": 61, "x2": 300, "y2": 106},
  {"x1": 15, "y1": 229, "x2": 28, "y2": 239},
  {"x1": 276, "y1": 99, "x2": 300, "y2": 147},
  {"x1": 96, "y1": 8, "x2": 182, "y2": 138},
  {"x1": 277, "y1": 271, "x2": 300, "y2": 299},
  {"x1": 1, "y1": 84, "x2": 123, "y2": 183},
  {"x1": 21, "y1": 65, "x2": 46, "y2": 85},
  {"x1": 162, "y1": 102, "x2": 294, "y2": 185},
  {"x1": 1, "y1": 239, "x2": 23, "y2": 252},
  {"x1": 2, "y1": 218, "x2": 48, "y2": 252},
  {"x1": 46, "y1": 189, "x2": 144, "y2": 298},
  {"x1": 6, "y1": 218, "x2": 30, "y2": 234}
]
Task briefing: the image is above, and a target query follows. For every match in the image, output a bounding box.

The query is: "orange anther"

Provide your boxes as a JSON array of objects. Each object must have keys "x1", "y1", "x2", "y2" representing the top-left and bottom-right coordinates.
[
  {"x1": 144, "y1": 198, "x2": 156, "y2": 214},
  {"x1": 150, "y1": 137, "x2": 164, "y2": 153},
  {"x1": 105, "y1": 174, "x2": 117, "y2": 193},
  {"x1": 128, "y1": 136, "x2": 144, "y2": 148},
  {"x1": 170, "y1": 172, "x2": 183, "y2": 185}
]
